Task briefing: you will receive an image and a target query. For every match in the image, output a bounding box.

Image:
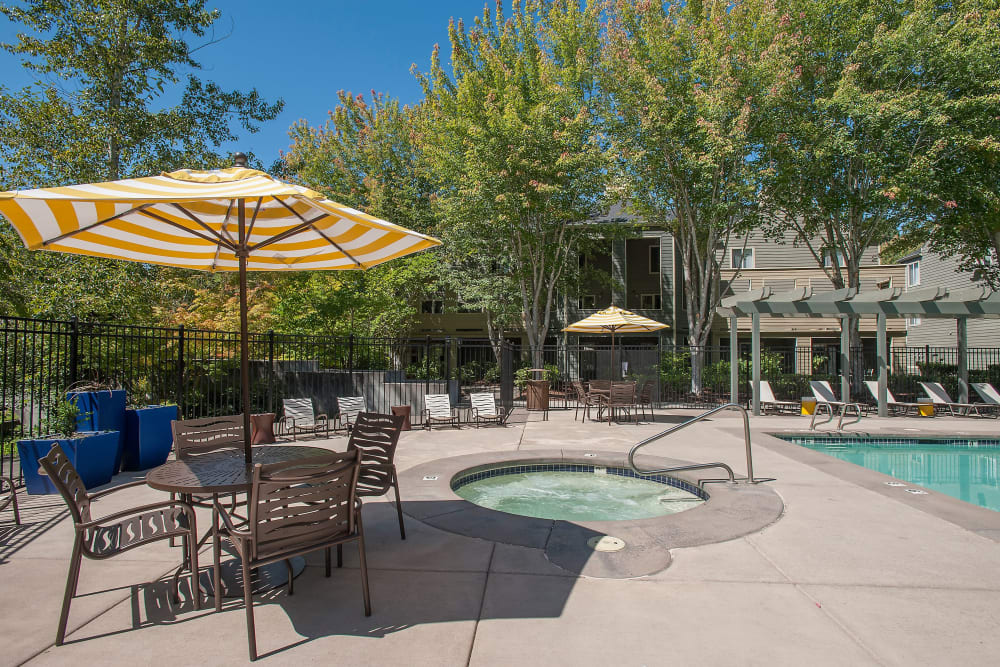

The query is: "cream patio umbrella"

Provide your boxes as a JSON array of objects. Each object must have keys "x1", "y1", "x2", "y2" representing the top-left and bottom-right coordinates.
[
  {"x1": 562, "y1": 305, "x2": 669, "y2": 379},
  {"x1": 0, "y1": 153, "x2": 441, "y2": 468}
]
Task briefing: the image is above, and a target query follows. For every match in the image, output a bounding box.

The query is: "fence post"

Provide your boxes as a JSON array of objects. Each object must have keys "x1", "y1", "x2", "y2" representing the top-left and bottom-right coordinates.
[
  {"x1": 957, "y1": 318, "x2": 968, "y2": 403},
  {"x1": 424, "y1": 335, "x2": 431, "y2": 394},
  {"x1": 445, "y1": 336, "x2": 453, "y2": 406},
  {"x1": 348, "y1": 333, "x2": 355, "y2": 389},
  {"x1": 268, "y1": 330, "x2": 275, "y2": 411},
  {"x1": 175, "y1": 324, "x2": 185, "y2": 413},
  {"x1": 69, "y1": 316, "x2": 79, "y2": 386}
]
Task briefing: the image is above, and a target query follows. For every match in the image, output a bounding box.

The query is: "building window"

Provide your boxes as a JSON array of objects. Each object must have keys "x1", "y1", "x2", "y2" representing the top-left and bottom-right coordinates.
[
  {"x1": 906, "y1": 261, "x2": 920, "y2": 287},
  {"x1": 906, "y1": 316, "x2": 922, "y2": 327},
  {"x1": 640, "y1": 293, "x2": 662, "y2": 310},
  {"x1": 578, "y1": 295, "x2": 596, "y2": 309},
  {"x1": 649, "y1": 245, "x2": 660, "y2": 274},
  {"x1": 823, "y1": 249, "x2": 847, "y2": 267},
  {"x1": 731, "y1": 248, "x2": 754, "y2": 269},
  {"x1": 421, "y1": 299, "x2": 443, "y2": 314}
]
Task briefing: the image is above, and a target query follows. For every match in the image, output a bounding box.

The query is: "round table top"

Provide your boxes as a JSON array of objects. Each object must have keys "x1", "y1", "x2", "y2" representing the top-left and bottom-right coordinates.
[{"x1": 145, "y1": 445, "x2": 331, "y2": 494}]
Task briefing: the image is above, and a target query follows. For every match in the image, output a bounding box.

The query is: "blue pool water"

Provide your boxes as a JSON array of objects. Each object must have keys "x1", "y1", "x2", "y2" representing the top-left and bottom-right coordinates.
[{"x1": 777, "y1": 435, "x2": 1000, "y2": 512}]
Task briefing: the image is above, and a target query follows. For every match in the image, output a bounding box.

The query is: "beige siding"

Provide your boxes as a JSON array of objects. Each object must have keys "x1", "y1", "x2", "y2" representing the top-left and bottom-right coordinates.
[
  {"x1": 901, "y1": 247, "x2": 999, "y2": 348},
  {"x1": 721, "y1": 228, "x2": 881, "y2": 270}
]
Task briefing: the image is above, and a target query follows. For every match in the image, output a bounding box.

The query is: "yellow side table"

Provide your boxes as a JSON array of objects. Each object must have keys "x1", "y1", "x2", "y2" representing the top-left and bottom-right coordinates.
[
  {"x1": 918, "y1": 399, "x2": 935, "y2": 417},
  {"x1": 801, "y1": 397, "x2": 817, "y2": 416}
]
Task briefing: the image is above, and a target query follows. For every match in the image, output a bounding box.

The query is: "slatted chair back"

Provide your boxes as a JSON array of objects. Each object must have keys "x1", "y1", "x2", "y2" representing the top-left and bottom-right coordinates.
[
  {"x1": 424, "y1": 394, "x2": 453, "y2": 419},
  {"x1": 172, "y1": 415, "x2": 244, "y2": 459},
  {"x1": 920, "y1": 381, "x2": 953, "y2": 404},
  {"x1": 810, "y1": 380, "x2": 838, "y2": 403},
  {"x1": 248, "y1": 450, "x2": 360, "y2": 562},
  {"x1": 572, "y1": 380, "x2": 589, "y2": 401},
  {"x1": 973, "y1": 382, "x2": 1000, "y2": 405},
  {"x1": 347, "y1": 412, "x2": 404, "y2": 496},
  {"x1": 470, "y1": 393, "x2": 499, "y2": 417},
  {"x1": 38, "y1": 444, "x2": 92, "y2": 524},
  {"x1": 639, "y1": 380, "x2": 655, "y2": 402},
  {"x1": 337, "y1": 396, "x2": 367, "y2": 423},
  {"x1": 610, "y1": 382, "x2": 636, "y2": 405},
  {"x1": 589, "y1": 379, "x2": 611, "y2": 393},
  {"x1": 283, "y1": 398, "x2": 319, "y2": 427}
]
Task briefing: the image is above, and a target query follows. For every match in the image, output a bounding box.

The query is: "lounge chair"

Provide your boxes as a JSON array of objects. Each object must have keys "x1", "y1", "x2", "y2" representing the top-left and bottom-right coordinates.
[
  {"x1": 863, "y1": 381, "x2": 920, "y2": 416},
  {"x1": 809, "y1": 380, "x2": 863, "y2": 430},
  {"x1": 920, "y1": 382, "x2": 997, "y2": 418},
  {"x1": 336, "y1": 395, "x2": 367, "y2": 431},
  {"x1": 423, "y1": 394, "x2": 459, "y2": 429},
  {"x1": 469, "y1": 392, "x2": 510, "y2": 428},
  {"x1": 759, "y1": 381, "x2": 799, "y2": 414},
  {"x1": 279, "y1": 398, "x2": 330, "y2": 439},
  {"x1": 972, "y1": 382, "x2": 1000, "y2": 408}
]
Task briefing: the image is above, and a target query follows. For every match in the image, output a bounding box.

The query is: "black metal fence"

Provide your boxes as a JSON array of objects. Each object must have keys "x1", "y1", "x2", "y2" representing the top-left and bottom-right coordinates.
[
  {"x1": 5, "y1": 314, "x2": 1000, "y2": 486},
  {"x1": 1, "y1": 316, "x2": 518, "y2": 485}
]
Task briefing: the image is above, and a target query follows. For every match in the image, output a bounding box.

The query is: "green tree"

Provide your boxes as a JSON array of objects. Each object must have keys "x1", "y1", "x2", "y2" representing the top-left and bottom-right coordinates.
[
  {"x1": 602, "y1": 0, "x2": 800, "y2": 393},
  {"x1": 416, "y1": 0, "x2": 610, "y2": 367},
  {"x1": 281, "y1": 90, "x2": 441, "y2": 338},
  {"x1": 0, "y1": 0, "x2": 283, "y2": 322}
]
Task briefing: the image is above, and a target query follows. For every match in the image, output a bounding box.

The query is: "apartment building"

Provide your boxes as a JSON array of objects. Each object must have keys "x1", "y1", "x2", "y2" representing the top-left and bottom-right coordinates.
[
  {"x1": 897, "y1": 246, "x2": 998, "y2": 348},
  {"x1": 411, "y1": 205, "x2": 911, "y2": 350}
]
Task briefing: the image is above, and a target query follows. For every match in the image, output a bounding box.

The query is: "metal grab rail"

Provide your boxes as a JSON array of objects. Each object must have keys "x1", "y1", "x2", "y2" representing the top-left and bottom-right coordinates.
[{"x1": 627, "y1": 403, "x2": 755, "y2": 484}]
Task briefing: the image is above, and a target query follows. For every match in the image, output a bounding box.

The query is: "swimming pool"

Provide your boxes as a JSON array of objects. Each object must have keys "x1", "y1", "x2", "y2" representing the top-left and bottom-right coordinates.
[{"x1": 776, "y1": 435, "x2": 1000, "y2": 512}]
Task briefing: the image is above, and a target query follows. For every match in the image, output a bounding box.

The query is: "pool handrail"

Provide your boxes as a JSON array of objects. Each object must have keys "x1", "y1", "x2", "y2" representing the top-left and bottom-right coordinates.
[{"x1": 627, "y1": 403, "x2": 755, "y2": 484}]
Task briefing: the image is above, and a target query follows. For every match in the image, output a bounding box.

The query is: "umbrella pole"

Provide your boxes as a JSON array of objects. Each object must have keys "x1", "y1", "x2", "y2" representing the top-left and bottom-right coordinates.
[
  {"x1": 610, "y1": 329, "x2": 615, "y2": 380},
  {"x1": 237, "y1": 197, "x2": 253, "y2": 473}
]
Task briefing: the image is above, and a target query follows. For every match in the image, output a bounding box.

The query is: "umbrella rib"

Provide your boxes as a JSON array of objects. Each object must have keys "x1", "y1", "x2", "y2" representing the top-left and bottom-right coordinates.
[
  {"x1": 249, "y1": 213, "x2": 327, "y2": 252},
  {"x1": 138, "y1": 209, "x2": 237, "y2": 251},
  {"x1": 210, "y1": 201, "x2": 236, "y2": 270},
  {"x1": 246, "y1": 197, "x2": 263, "y2": 239},
  {"x1": 40, "y1": 203, "x2": 154, "y2": 247},
  {"x1": 311, "y1": 224, "x2": 363, "y2": 268},
  {"x1": 170, "y1": 202, "x2": 235, "y2": 249}
]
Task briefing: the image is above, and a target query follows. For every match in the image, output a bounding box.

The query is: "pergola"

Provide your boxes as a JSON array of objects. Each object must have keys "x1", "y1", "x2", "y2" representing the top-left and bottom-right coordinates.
[{"x1": 716, "y1": 285, "x2": 1000, "y2": 417}]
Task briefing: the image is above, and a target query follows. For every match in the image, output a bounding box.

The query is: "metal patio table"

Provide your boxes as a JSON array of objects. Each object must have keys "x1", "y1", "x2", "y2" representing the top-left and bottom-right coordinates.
[{"x1": 146, "y1": 445, "x2": 331, "y2": 598}]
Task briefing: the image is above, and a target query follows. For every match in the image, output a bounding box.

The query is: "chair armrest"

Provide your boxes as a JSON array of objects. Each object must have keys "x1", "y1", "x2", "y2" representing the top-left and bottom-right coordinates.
[
  {"x1": 214, "y1": 498, "x2": 251, "y2": 540},
  {"x1": 317, "y1": 413, "x2": 328, "y2": 422},
  {"x1": 88, "y1": 479, "x2": 150, "y2": 501},
  {"x1": 79, "y1": 498, "x2": 196, "y2": 531}
]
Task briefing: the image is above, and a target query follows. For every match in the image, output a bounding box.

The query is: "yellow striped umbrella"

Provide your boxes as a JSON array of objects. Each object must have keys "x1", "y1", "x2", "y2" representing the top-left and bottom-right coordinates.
[
  {"x1": 0, "y1": 154, "x2": 441, "y2": 465},
  {"x1": 563, "y1": 305, "x2": 669, "y2": 378}
]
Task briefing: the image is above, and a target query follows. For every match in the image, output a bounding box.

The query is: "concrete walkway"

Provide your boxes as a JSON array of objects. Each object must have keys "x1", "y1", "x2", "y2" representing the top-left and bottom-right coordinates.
[{"x1": 2, "y1": 408, "x2": 999, "y2": 666}]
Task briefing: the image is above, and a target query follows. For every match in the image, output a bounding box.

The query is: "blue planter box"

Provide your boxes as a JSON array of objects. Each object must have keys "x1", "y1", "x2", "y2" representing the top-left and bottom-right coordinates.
[
  {"x1": 67, "y1": 390, "x2": 126, "y2": 472},
  {"x1": 123, "y1": 405, "x2": 178, "y2": 471},
  {"x1": 16, "y1": 431, "x2": 120, "y2": 494}
]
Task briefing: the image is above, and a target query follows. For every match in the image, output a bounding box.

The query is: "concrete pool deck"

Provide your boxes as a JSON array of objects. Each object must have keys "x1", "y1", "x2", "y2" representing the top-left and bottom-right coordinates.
[{"x1": 2, "y1": 408, "x2": 1000, "y2": 665}]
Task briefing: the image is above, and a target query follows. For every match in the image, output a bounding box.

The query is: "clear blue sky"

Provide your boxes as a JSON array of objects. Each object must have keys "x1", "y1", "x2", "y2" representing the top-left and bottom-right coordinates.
[{"x1": 0, "y1": 0, "x2": 492, "y2": 165}]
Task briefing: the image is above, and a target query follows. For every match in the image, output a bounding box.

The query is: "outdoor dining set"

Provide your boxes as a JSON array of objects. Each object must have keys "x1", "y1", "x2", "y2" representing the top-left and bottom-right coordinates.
[
  {"x1": 18, "y1": 388, "x2": 516, "y2": 661},
  {"x1": 570, "y1": 379, "x2": 657, "y2": 425}
]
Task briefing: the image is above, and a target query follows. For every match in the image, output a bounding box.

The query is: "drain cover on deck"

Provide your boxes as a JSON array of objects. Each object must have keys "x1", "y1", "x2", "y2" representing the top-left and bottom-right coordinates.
[{"x1": 587, "y1": 535, "x2": 626, "y2": 552}]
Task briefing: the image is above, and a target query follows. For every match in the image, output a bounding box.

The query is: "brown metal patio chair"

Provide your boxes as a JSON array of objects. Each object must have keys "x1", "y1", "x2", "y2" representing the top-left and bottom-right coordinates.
[
  {"x1": 1, "y1": 475, "x2": 20, "y2": 525},
  {"x1": 571, "y1": 380, "x2": 599, "y2": 422},
  {"x1": 347, "y1": 412, "x2": 407, "y2": 539},
  {"x1": 422, "y1": 393, "x2": 459, "y2": 429},
  {"x1": 637, "y1": 380, "x2": 656, "y2": 420},
  {"x1": 469, "y1": 392, "x2": 510, "y2": 428},
  {"x1": 600, "y1": 382, "x2": 639, "y2": 426},
  {"x1": 213, "y1": 450, "x2": 370, "y2": 661},
  {"x1": 38, "y1": 443, "x2": 200, "y2": 646},
  {"x1": 171, "y1": 415, "x2": 246, "y2": 515}
]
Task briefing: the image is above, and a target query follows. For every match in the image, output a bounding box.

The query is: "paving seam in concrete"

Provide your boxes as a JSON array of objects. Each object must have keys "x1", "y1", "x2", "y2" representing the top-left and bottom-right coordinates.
[
  {"x1": 465, "y1": 544, "x2": 496, "y2": 667},
  {"x1": 744, "y1": 533, "x2": 888, "y2": 666}
]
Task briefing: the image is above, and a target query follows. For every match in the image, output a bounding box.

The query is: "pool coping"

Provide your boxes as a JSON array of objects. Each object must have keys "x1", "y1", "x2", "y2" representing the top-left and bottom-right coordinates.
[
  {"x1": 755, "y1": 428, "x2": 1000, "y2": 543},
  {"x1": 398, "y1": 448, "x2": 784, "y2": 579}
]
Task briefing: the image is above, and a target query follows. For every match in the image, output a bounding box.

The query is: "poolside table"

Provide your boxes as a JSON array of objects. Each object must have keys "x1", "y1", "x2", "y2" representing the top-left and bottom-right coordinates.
[{"x1": 146, "y1": 445, "x2": 330, "y2": 598}]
